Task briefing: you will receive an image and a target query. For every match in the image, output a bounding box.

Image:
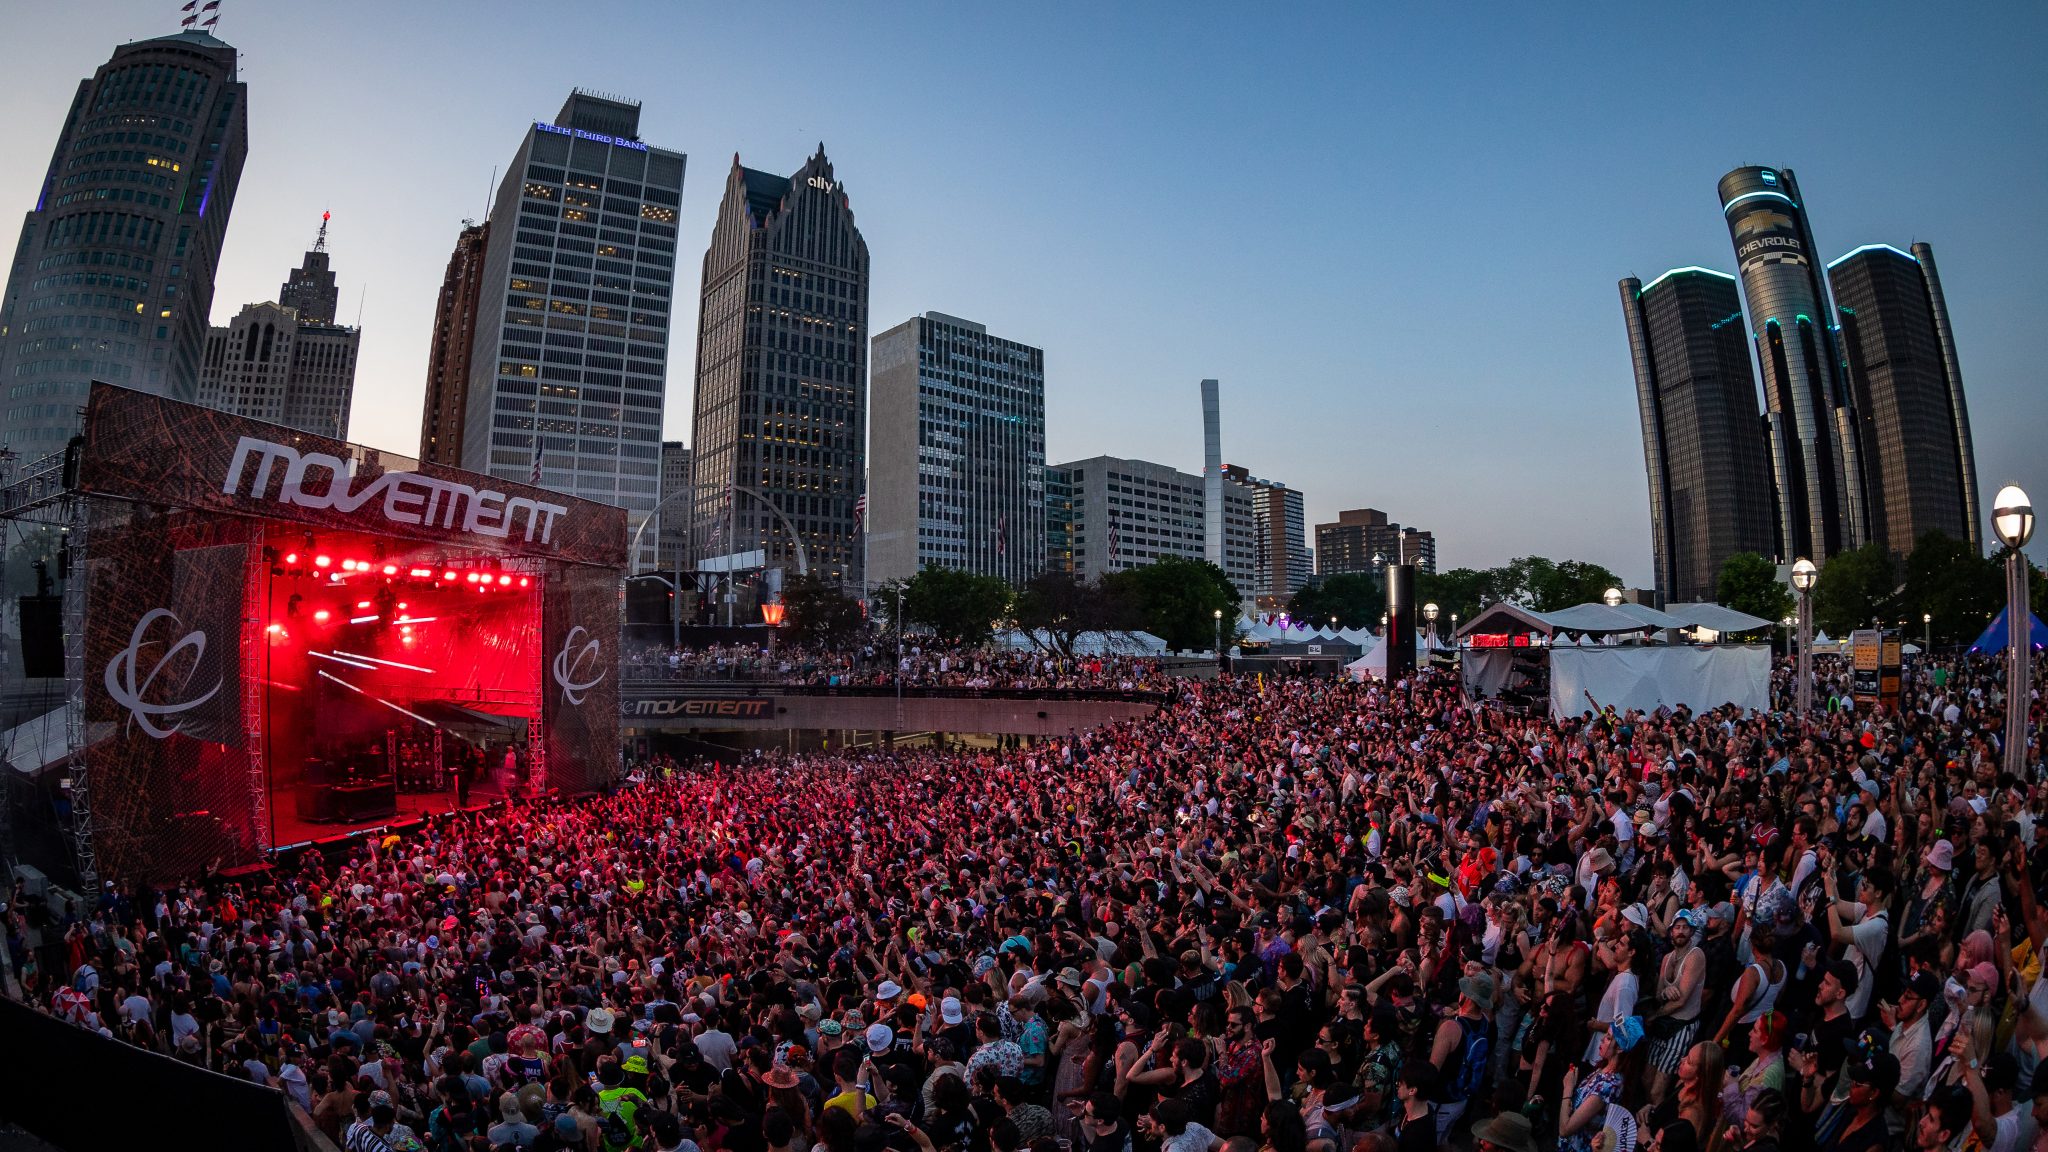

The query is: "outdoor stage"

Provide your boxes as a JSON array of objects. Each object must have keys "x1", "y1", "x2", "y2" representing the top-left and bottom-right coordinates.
[{"x1": 36, "y1": 383, "x2": 628, "y2": 884}]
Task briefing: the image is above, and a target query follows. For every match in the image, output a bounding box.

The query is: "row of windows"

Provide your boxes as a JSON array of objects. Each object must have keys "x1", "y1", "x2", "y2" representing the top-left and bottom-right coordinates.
[
  {"x1": 12, "y1": 358, "x2": 134, "y2": 381},
  {"x1": 71, "y1": 123, "x2": 192, "y2": 157},
  {"x1": 50, "y1": 185, "x2": 176, "y2": 212},
  {"x1": 23, "y1": 292, "x2": 143, "y2": 315},
  {"x1": 34, "y1": 248, "x2": 154, "y2": 276}
]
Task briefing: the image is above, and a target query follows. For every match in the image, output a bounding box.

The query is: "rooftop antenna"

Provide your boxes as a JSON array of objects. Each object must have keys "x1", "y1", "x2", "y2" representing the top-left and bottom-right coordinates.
[
  {"x1": 354, "y1": 284, "x2": 365, "y2": 329},
  {"x1": 484, "y1": 166, "x2": 497, "y2": 222},
  {"x1": 313, "y1": 209, "x2": 330, "y2": 253}
]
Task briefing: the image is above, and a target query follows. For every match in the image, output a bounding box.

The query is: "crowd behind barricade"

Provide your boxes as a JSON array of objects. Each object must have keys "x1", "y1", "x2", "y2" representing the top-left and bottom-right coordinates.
[
  {"x1": 4, "y1": 649, "x2": 2046, "y2": 1152},
  {"x1": 623, "y1": 641, "x2": 1165, "y2": 693}
]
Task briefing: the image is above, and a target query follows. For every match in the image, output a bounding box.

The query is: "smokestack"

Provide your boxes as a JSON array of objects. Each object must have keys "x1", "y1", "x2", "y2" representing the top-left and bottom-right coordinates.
[{"x1": 1202, "y1": 379, "x2": 1222, "y2": 569}]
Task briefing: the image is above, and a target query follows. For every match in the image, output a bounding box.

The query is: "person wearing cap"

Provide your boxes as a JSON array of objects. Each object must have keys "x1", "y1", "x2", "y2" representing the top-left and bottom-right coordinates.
[
  {"x1": 1645, "y1": 908, "x2": 1707, "y2": 1107},
  {"x1": 488, "y1": 1090, "x2": 541, "y2": 1149},
  {"x1": 1789, "y1": 960, "x2": 1861, "y2": 1106},
  {"x1": 1811, "y1": 1050, "x2": 1896, "y2": 1152},
  {"x1": 1429, "y1": 971, "x2": 1495, "y2": 1141},
  {"x1": 1885, "y1": 969, "x2": 1940, "y2": 1108},
  {"x1": 1821, "y1": 858, "x2": 1894, "y2": 1024}
]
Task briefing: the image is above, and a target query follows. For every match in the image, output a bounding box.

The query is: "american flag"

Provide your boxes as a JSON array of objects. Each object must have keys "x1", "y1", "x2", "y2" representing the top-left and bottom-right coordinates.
[
  {"x1": 852, "y1": 493, "x2": 867, "y2": 533},
  {"x1": 995, "y1": 514, "x2": 1007, "y2": 557},
  {"x1": 529, "y1": 432, "x2": 544, "y2": 484},
  {"x1": 1107, "y1": 507, "x2": 1119, "y2": 565}
]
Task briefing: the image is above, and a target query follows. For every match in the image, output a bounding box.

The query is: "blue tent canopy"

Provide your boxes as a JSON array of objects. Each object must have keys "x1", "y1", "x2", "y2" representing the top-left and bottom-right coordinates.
[{"x1": 1968, "y1": 606, "x2": 2048, "y2": 654}]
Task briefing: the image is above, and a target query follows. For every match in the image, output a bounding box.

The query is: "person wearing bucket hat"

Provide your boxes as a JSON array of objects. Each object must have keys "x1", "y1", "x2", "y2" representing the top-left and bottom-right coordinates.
[{"x1": 1560, "y1": 1017, "x2": 1638, "y2": 1152}]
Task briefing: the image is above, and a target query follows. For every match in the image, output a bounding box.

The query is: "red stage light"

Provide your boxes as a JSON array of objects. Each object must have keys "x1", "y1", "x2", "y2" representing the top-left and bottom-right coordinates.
[
  {"x1": 382, "y1": 564, "x2": 398, "y2": 576},
  {"x1": 518, "y1": 577, "x2": 530, "y2": 588},
  {"x1": 498, "y1": 574, "x2": 513, "y2": 586},
  {"x1": 284, "y1": 552, "x2": 299, "y2": 565},
  {"x1": 442, "y1": 570, "x2": 458, "y2": 582},
  {"x1": 265, "y1": 623, "x2": 284, "y2": 634},
  {"x1": 356, "y1": 601, "x2": 371, "y2": 609},
  {"x1": 409, "y1": 567, "x2": 432, "y2": 578},
  {"x1": 314, "y1": 555, "x2": 332, "y2": 568},
  {"x1": 466, "y1": 573, "x2": 480, "y2": 584},
  {"x1": 313, "y1": 610, "x2": 332, "y2": 623}
]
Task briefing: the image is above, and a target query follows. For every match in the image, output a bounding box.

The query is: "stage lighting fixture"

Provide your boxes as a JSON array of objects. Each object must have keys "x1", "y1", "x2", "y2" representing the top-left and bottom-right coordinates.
[
  {"x1": 349, "y1": 614, "x2": 379, "y2": 624},
  {"x1": 382, "y1": 564, "x2": 398, "y2": 576},
  {"x1": 340, "y1": 559, "x2": 357, "y2": 572},
  {"x1": 466, "y1": 573, "x2": 480, "y2": 584},
  {"x1": 313, "y1": 610, "x2": 332, "y2": 624},
  {"x1": 356, "y1": 601, "x2": 372, "y2": 609},
  {"x1": 498, "y1": 574, "x2": 513, "y2": 586},
  {"x1": 410, "y1": 568, "x2": 432, "y2": 578},
  {"x1": 284, "y1": 552, "x2": 299, "y2": 565},
  {"x1": 519, "y1": 577, "x2": 530, "y2": 588},
  {"x1": 265, "y1": 623, "x2": 284, "y2": 634},
  {"x1": 442, "y1": 570, "x2": 458, "y2": 582},
  {"x1": 314, "y1": 554, "x2": 332, "y2": 568}
]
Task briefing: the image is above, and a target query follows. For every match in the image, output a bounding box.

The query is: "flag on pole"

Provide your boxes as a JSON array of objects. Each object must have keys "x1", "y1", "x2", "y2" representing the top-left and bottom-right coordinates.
[
  {"x1": 201, "y1": 1, "x2": 220, "y2": 9},
  {"x1": 852, "y1": 493, "x2": 867, "y2": 533},
  {"x1": 996, "y1": 514, "x2": 1006, "y2": 556},
  {"x1": 1107, "y1": 508, "x2": 1119, "y2": 566},
  {"x1": 529, "y1": 433, "x2": 544, "y2": 484},
  {"x1": 203, "y1": 14, "x2": 219, "y2": 25},
  {"x1": 181, "y1": 1, "x2": 197, "y2": 10},
  {"x1": 181, "y1": 14, "x2": 197, "y2": 25}
]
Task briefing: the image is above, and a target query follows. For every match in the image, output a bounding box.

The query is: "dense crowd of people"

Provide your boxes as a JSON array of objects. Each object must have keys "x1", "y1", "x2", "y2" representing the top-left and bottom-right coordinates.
[
  {"x1": 4, "y1": 648, "x2": 2045, "y2": 1152},
  {"x1": 624, "y1": 641, "x2": 1165, "y2": 693}
]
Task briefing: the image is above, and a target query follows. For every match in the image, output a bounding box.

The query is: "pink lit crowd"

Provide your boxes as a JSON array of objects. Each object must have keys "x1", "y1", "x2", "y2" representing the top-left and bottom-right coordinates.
[{"x1": 4, "y1": 652, "x2": 2046, "y2": 1152}]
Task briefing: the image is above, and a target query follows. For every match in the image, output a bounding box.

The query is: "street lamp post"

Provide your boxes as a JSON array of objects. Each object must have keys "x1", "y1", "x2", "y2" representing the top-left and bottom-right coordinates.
[
  {"x1": 1792, "y1": 558, "x2": 1818, "y2": 715},
  {"x1": 1923, "y1": 612, "x2": 1933, "y2": 654},
  {"x1": 1603, "y1": 587, "x2": 1624, "y2": 607},
  {"x1": 1993, "y1": 485, "x2": 2035, "y2": 778},
  {"x1": 1423, "y1": 602, "x2": 1439, "y2": 651},
  {"x1": 1214, "y1": 608, "x2": 1225, "y2": 654}
]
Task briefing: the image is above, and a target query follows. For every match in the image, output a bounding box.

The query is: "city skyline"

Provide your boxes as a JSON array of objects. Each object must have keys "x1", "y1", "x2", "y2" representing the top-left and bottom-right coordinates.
[{"x1": 2, "y1": 3, "x2": 2042, "y2": 581}]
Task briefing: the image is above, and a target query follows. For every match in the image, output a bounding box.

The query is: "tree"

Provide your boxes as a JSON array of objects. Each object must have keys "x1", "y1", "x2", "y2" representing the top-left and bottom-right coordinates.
[
  {"x1": 1812, "y1": 543, "x2": 1898, "y2": 637},
  {"x1": 1487, "y1": 556, "x2": 1624, "y2": 611},
  {"x1": 901, "y1": 566, "x2": 1013, "y2": 646},
  {"x1": 1717, "y1": 552, "x2": 1793, "y2": 625},
  {"x1": 1289, "y1": 572, "x2": 1381, "y2": 629},
  {"x1": 1012, "y1": 571, "x2": 1133, "y2": 659},
  {"x1": 780, "y1": 573, "x2": 867, "y2": 650},
  {"x1": 1900, "y1": 531, "x2": 2000, "y2": 646},
  {"x1": 1413, "y1": 567, "x2": 1489, "y2": 631},
  {"x1": 1105, "y1": 556, "x2": 1239, "y2": 652}
]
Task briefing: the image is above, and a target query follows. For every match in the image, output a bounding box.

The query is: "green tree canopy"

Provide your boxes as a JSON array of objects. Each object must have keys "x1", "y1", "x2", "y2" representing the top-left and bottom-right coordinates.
[
  {"x1": 1289, "y1": 572, "x2": 1381, "y2": 629},
  {"x1": 1812, "y1": 543, "x2": 1898, "y2": 637},
  {"x1": 1106, "y1": 556, "x2": 1239, "y2": 652},
  {"x1": 1412, "y1": 568, "x2": 1488, "y2": 630},
  {"x1": 1011, "y1": 571, "x2": 1134, "y2": 659},
  {"x1": 780, "y1": 573, "x2": 867, "y2": 650},
  {"x1": 1902, "y1": 531, "x2": 2001, "y2": 646},
  {"x1": 1716, "y1": 552, "x2": 1794, "y2": 625},
  {"x1": 901, "y1": 566, "x2": 1014, "y2": 646}
]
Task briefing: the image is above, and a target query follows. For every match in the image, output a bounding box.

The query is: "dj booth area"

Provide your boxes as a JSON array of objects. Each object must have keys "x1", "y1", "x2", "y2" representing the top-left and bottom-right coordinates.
[{"x1": 49, "y1": 383, "x2": 626, "y2": 885}]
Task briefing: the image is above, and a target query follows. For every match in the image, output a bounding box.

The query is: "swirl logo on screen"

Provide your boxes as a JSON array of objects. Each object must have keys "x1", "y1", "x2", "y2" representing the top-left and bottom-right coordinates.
[
  {"x1": 552, "y1": 626, "x2": 606, "y2": 705},
  {"x1": 104, "y1": 608, "x2": 220, "y2": 739}
]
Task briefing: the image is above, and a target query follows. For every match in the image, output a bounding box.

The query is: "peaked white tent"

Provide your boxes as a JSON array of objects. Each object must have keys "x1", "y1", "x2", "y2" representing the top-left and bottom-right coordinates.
[{"x1": 1346, "y1": 642, "x2": 1388, "y2": 681}]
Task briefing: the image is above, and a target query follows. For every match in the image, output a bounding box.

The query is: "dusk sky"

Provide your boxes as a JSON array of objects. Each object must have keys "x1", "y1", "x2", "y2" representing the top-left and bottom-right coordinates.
[{"x1": 5, "y1": 2, "x2": 2043, "y2": 582}]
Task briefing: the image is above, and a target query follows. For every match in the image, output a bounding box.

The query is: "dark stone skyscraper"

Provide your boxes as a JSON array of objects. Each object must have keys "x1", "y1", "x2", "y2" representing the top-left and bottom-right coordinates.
[
  {"x1": 418, "y1": 220, "x2": 489, "y2": 466},
  {"x1": 0, "y1": 29, "x2": 248, "y2": 452},
  {"x1": 1718, "y1": 166, "x2": 1869, "y2": 565},
  {"x1": 1621, "y1": 267, "x2": 1778, "y2": 602},
  {"x1": 1828, "y1": 242, "x2": 1981, "y2": 557},
  {"x1": 277, "y1": 212, "x2": 338, "y2": 323},
  {"x1": 689, "y1": 146, "x2": 868, "y2": 588}
]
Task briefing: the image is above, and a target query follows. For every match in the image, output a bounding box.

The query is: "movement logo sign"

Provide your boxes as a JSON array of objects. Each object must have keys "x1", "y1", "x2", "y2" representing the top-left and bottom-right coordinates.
[
  {"x1": 223, "y1": 436, "x2": 568, "y2": 547},
  {"x1": 627, "y1": 698, "x2": 772, "y2": 719},
  {"x1": 104, "y1": 609, "x2": 220, "y2": 738},
  {"x1": 552, "y1": 626, "x2": 606, "y2": 705}
]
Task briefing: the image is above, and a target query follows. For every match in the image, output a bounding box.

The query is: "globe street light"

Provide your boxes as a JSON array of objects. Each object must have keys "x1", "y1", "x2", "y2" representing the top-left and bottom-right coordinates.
[
  {"x1": 1603, "y1": 587, "x2": 1624, "y2": 607},
  {"x1": 1423, "y1": 602, "x2": 1439, "y2": 650},
  {"x1": 1993, "y1": 484, "x2": 2034, "y2": 776},
  {"x1": 1791, "y1": 558, "x2": 1819, "y2": 714},
  {"x1": 1923, "y1": 612, "x2": 1933, "y2": 654}
]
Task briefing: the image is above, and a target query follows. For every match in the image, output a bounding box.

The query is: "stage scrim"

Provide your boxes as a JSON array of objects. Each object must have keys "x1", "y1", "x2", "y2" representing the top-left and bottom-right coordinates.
[{"x1": 73, "y1": 383, "x2": 625, "y2": 882}]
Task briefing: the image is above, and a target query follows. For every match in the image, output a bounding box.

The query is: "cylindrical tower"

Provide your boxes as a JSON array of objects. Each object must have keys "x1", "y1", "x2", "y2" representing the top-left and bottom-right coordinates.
[{"x1": 1718, "y1": 166, "x2": 1864, "y2": 563}]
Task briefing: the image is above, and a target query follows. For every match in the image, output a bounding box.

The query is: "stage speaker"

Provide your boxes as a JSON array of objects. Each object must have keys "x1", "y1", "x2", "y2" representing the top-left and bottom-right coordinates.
[{"x1": 18, "y1": 595, "x2": 63, "y2": 678}]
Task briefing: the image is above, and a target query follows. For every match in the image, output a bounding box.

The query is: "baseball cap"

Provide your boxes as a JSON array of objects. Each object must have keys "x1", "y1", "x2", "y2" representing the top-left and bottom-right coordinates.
[
  {"x1": 1904, "y1": 970, "x2": 1940, "y2": 1001},
  {"x1": 1848, "y1": 1052, "x2": 1900, "y2": 1096}
]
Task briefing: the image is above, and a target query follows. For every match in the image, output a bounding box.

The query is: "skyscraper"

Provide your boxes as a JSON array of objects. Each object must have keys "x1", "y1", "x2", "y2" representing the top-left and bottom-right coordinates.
[
  {"x1": 1056, "y1": 455, "x2": 1255, "y2": 587},
  {"x1": 1315, "y1": 509, "x2": 1436, "y2": 577},
  {"x1": 1045, "y1": 466, "x2": 1075, "y2": 576},
  {"x1": 690, "y1": 147, "x2": 868, "y2": 589},
  {"x1": 658, "y1": 440, "x2": 692, "y2": 571},
  {"x1": 196, "y1": 296, "x2": 359, "y2": 439},
  {"x1": 278, "y1": 212, "x2": 339, "y2": 323},
  {"x1": 417, "y1": 220, "x2": 489, "y2": 467},
  {"x1": 1222, "y1": 465, "x2": 1309, "y2": 606},
  {"x1": 0, "y1": 29, "x2": 248, "y2": 451},
  {"x1": 1827, "y1": 242, "x2": 1981, "y2": 558},
  {"x1": 1620, "y1": 267, "x2": 1777, "y2": 602},
  {"x1": 1718, "y1": 165, "x2": 1867, "y2": 563},
  {"x1": 458, "y1": 92, "x2": 685, "y2": 567},
  {"x1": 869, "y1": 312, "x2": 1045, "y2": 586}
]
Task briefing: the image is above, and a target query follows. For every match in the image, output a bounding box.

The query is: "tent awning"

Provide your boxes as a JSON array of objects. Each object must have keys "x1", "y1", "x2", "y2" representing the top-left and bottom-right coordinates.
[
  {"x1": 1663, "y1": 602, "x2": 1777, "y2": 633},
  {"x1": 3, "y1": 708, "x2": 72, "y2": 776}
]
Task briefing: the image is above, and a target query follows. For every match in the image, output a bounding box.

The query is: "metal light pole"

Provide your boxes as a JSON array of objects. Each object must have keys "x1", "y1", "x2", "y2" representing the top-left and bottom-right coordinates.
[
  {"x1": 1214, "y1": 608, "x2": 1225, "y2": 657},
  {"x1": 1424, "y1": 602, "x2": 1439, "y2": 651},
  {"x1": 1792, "y1": 558, "x2": 1818, "y2": 714},
  {"x1": 1993, "y1": 485, "x2": 2035, "y2": 778},
  {"x1": 1923, "y1": 612, "x2": 1933, "y2": 655}
]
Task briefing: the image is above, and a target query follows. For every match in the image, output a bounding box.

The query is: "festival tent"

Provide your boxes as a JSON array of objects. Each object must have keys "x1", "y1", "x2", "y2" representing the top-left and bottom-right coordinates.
[
  {"x1": 2, "y1": 708, "x2": 71, "y2": 778},
  {"x1": 1550, "y1": 645, "x2": 1770, "y2": 718},
  {"x1": 1968, "y1": 607, "x2": 2048, "y2": 655},
  {"x1": 1664, "y1": 603, "x2": 1776, "y2": 634},
  {"x1": 1346, "y1": 642, "x2": 1387, "y2": 681},
  {"x1": 993, "y1": 629, "x2": 1169, "y2": 656}
]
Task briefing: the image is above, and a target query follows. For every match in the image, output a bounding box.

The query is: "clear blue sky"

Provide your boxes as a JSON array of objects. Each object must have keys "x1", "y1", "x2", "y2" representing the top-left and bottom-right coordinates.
[{"x1": 5, "y1": 2, "x2": 2043, "y2": 582}]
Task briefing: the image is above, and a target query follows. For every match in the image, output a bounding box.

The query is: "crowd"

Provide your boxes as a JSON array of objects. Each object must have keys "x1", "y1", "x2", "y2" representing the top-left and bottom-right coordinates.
[
  {"x1": 4, "y1": 647, "x2": 2045, "y2": 1152},
  {"x1": 624, "y1": 641, "x2": 1165, "y2": 693}
]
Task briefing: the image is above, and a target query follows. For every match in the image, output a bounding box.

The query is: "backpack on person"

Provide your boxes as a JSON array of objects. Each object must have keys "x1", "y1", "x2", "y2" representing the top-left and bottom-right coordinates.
[{"x1": 1447, "y1": 1015, "x2": 1491, "y2": 1103}]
